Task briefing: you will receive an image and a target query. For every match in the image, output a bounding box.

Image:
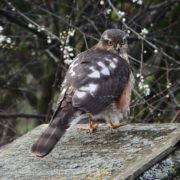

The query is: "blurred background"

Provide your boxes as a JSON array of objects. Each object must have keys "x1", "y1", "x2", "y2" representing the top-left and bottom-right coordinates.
[{"x1": 0, "y1": 0, "x2": 180, "y2": 146}]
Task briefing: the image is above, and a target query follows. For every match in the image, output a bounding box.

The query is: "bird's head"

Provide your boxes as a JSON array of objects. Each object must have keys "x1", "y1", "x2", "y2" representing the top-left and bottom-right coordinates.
[{"x1": 99, "y1": 29, "x2": 128, "y2": 55}]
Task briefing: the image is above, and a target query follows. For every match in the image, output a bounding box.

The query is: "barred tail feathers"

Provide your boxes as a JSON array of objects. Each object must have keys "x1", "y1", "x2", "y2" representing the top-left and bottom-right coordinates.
[{"x1": 30, "y1": 106, "x2": 82, "y2": 158}]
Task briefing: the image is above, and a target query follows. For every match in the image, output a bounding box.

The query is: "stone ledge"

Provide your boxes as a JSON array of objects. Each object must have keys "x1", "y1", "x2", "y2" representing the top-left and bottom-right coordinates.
[{"x1": 0, "y1": 123, "x2": 180, "y2": 180}]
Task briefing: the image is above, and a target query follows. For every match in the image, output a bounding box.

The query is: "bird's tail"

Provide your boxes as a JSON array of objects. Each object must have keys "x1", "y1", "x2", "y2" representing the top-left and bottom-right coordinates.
[{"x1": 30, "y1": 105, "x2": 81, "y2": 158}]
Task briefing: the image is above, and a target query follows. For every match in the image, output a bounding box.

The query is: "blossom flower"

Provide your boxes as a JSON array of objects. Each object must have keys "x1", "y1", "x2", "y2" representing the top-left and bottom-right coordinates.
[
  {"x1": 0, "y1": 35, "x2": 6, "y2": 44},
  {"x1": 106, "y1": 9, "x2": 111, "y2": 14},
  {"x1": 6, "y1": 38, "x2": 11, "y2": 44},
  {"x1": 0, "y1": 26, "x2": 13, "y2": 48},
  {"x1": 132, "y1": 0, "x2": 143, "y2": 5},
  {"x1": 138, "y1": 82, "x2": 143, "y2": 89},
  {"x1": 64, "y1": 59, "x2": 73, "y2": 65},
  {"x1": 141, "y1": 28, "x2": 148, "y2": 34},
  {"x1": 122, "y1": 18, "x2": 126, "y2": 22},
  {"x1": 69, "y1": 29, "x2": 75, "y2": 37},
  {"x1": 41, "y1": 26, "x2": 45, "y2": 31},
  {"x1": 143, "y1": 84, "x2": 150, "y2": 96},
  {"x1": 138, "y1": 81, "x2": 151, "y2": 96},
  {"x1": 0, "y1": 26, "x2": 3, "y2": 33},
  {"x1": 118, "y1": 11, "x2": 125, "y2": 17},
  {"x1": 59, "y1": 29, "x2": 75, "y2": 65},
  {"x1": 100, "y1": 0, "x2": 104, "y2": 5},
  {"x1": 28, "y1": 23, "x2": 33, "y2": 28},
  {"x1": 154, "y1": 49, "x2": 158, "y2": 53},
  {"x1": 136, "y1": 73, "x2": 140, "y2": 77},
  {"x1": 137, "y1": 0, "x2": 143, "y2": 5},
  {"x1": 47, "y1": 35, "x2": 52, "y2": 43}
]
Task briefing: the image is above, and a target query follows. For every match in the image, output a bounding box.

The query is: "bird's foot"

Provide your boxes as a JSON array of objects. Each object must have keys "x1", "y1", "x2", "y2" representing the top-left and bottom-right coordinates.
[
  {"x1": 79, "y1": 124, "x2": 99, "y2": 133},
  {"x1": 107, "y1": 122, "x2": 127, "y2": 129}
]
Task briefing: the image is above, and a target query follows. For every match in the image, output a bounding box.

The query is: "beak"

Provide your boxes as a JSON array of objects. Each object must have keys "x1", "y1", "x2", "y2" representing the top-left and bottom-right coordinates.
[{"x1": 116, "y1": 43, "x2": 121, "y2": 53}]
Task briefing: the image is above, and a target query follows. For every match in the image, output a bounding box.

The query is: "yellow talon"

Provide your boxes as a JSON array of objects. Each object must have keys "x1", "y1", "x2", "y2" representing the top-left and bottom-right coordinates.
[
  {"x1": 107, "y1": 121, "x2": 127, "y2": 129},
  {"x1": 79, "y1": 115, "x2": 99, "y2": 133}
]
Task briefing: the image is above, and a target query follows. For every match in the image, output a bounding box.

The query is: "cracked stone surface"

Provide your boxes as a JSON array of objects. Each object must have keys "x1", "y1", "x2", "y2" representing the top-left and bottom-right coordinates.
[{"x1": 0, "y1": 123, "x2": 180, "y2": 180}]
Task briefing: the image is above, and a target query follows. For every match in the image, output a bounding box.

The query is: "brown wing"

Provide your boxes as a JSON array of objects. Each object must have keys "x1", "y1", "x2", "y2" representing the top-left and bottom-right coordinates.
[{"x1": 60, "y1": 47, "x2": 131, "y2": 116}]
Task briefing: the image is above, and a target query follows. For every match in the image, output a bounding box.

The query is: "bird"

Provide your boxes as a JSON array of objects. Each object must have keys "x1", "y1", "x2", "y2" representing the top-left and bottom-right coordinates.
[{"x1": 30, "y1": 29, "x2": 134, "y2": 158}]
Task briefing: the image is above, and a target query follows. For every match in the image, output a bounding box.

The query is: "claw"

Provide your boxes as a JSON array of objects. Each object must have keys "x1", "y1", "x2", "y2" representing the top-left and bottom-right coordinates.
[
  {"x1": 79, "y1": 124, "x2": 99, "y2": 133},
  {"x1": 107, "y1": 121, "x2": 127, "y2": 129},
  {"x1": 79, "y1": 115, "x2": 99, "y2": 133}
]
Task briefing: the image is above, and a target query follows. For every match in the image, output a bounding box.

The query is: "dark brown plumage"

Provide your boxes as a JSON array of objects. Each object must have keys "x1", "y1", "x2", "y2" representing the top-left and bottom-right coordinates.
[{"x1": 30, "y1": 29, "x2": 134, "y2": 157}]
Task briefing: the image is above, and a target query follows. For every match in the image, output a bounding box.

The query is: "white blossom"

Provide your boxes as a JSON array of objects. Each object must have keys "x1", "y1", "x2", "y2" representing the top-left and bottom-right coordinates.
[
  {"x1": 136, "y1": 73, "x2": 140, "y2": 77},
  {"x1": 143, "y1": 84, "x2": 149, "y2": 88},
  {"x1": 137, "y1": 0, "x2": 143, "y2": 5},
  {"x1": 100, "y1": 0, "x2": 104, "y2": 5},
  {"x1": 106, "y1": 9, "x2": 111, "y2": 14},
  {"x1": 144, "y1": 84, "x2": 151, "y2": 96},
  {"x1": 64, "y1": 59, "x2": 72, "y2": 65},
  {"x1": 154, "y1": 49, "x2": 158, "y2": 53},
  {"x1": 41, "y1": 26, "x2": 45, "y2": 31},
  {"x1": 28, "y1": 23, "x2": 33, "y2": 28},
  {"x1": 63, "y1": 54, "x2": 69, "y2": 58},
  {"x1": 37, "y1": 27, "x2": 41, "y2": 32},
  {"x1": 122, "y1": 18, "x2": 126, "y2": 22},
  {"x1": 139, "y1": 82, "x2": 151, "y2": 96},
  {"x1": 0, "y1": 35, "x2": 6, "y2": 43},
  {"x1": 118, "y1": 11, "x2": 125, "y2": 17},
  {"x1": 6, "y1": 38, "x2": 11, "y2": 44},
  {"x1": 67, "y1": 46, "x2": 73, "y2": 52},
  {"x1": 149, "y1": 108, "x2": 153, "y2": 113},
  {"x1": 166, "y1": 83, "x2": 171, "y2": 89},
  {"x1": 0, "y1": 26, "x2": 3, "y2": 33},
  {"x1": 47, "y1": 39, "x2": 52, "y2": 44},
  {"x1": 144, "y1": 87, "x2": 150, "y2": 96},
  {"x1": 69, "y1": 29, "x2": 75, "y2": 37},
  {"x1": 133, "y1": 0, "x2": 143, "y2": 5},
  {"x1": 141, "y1": 28, "x2": 148, "y2": 34},
  {"x1": 138, "y1": 82, "x2": 143, "y2": 89},
  {"x1": 59, "y1": 30, "x2": 75, "y2": 66}
]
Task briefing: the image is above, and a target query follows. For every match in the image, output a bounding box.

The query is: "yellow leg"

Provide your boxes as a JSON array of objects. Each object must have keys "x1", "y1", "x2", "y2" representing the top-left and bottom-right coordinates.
[
  {"x1": 79, "y1": 115, "x2": 99, "y2": 133},
  {"x1": 107, "y1": 120, "x2": 127, "y2": 129}
]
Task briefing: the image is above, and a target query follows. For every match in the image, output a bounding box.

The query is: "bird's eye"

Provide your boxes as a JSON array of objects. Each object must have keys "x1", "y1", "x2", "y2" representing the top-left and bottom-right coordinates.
[
  {"x1": 122, "y1": 40, "x2": 125, "y2": 45},
  {"x1": 108, "y1": 41, "x2": 113, "y2": 46}
]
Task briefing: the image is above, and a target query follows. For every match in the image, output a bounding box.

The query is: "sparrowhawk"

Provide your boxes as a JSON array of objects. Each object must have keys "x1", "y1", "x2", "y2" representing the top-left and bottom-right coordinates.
[{"x1": 31, "y1": 29, "x2": 134, "y2": 157}]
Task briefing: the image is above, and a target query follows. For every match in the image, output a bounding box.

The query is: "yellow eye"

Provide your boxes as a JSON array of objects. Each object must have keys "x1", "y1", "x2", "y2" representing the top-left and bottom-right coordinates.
[
  {"x1": 122, "y1": 40, "x2": 125, "y2": 45},
  {"x1": 108, "y1": 41, "x2": 113, "y2": 46}
]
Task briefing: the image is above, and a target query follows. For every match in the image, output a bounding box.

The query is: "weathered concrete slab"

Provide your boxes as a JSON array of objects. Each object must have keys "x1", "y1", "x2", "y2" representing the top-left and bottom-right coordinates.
[{"x1": 0, "y1": 123, "x2": 180, "y2": 180}]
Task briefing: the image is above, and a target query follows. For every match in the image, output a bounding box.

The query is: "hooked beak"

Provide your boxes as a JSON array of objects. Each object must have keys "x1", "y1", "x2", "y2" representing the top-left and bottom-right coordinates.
[{"x1": 115, "y1": 43, "x2": 121, "y2": 53}]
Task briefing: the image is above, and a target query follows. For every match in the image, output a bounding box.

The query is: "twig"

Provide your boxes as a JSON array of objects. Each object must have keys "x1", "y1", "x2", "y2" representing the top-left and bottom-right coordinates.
[
  {"x1": 171, "y1": 110, "x2": 180, "y2": 123},
  {"x1": 0, "y1": 113, "x2": 49, "y2": 119},
  {"x1": 0, "y1": 9, "x2": 47, "y2": 39},
  {"x1": 3, "y1": 1, "x2": 62, "y2": 42}
]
